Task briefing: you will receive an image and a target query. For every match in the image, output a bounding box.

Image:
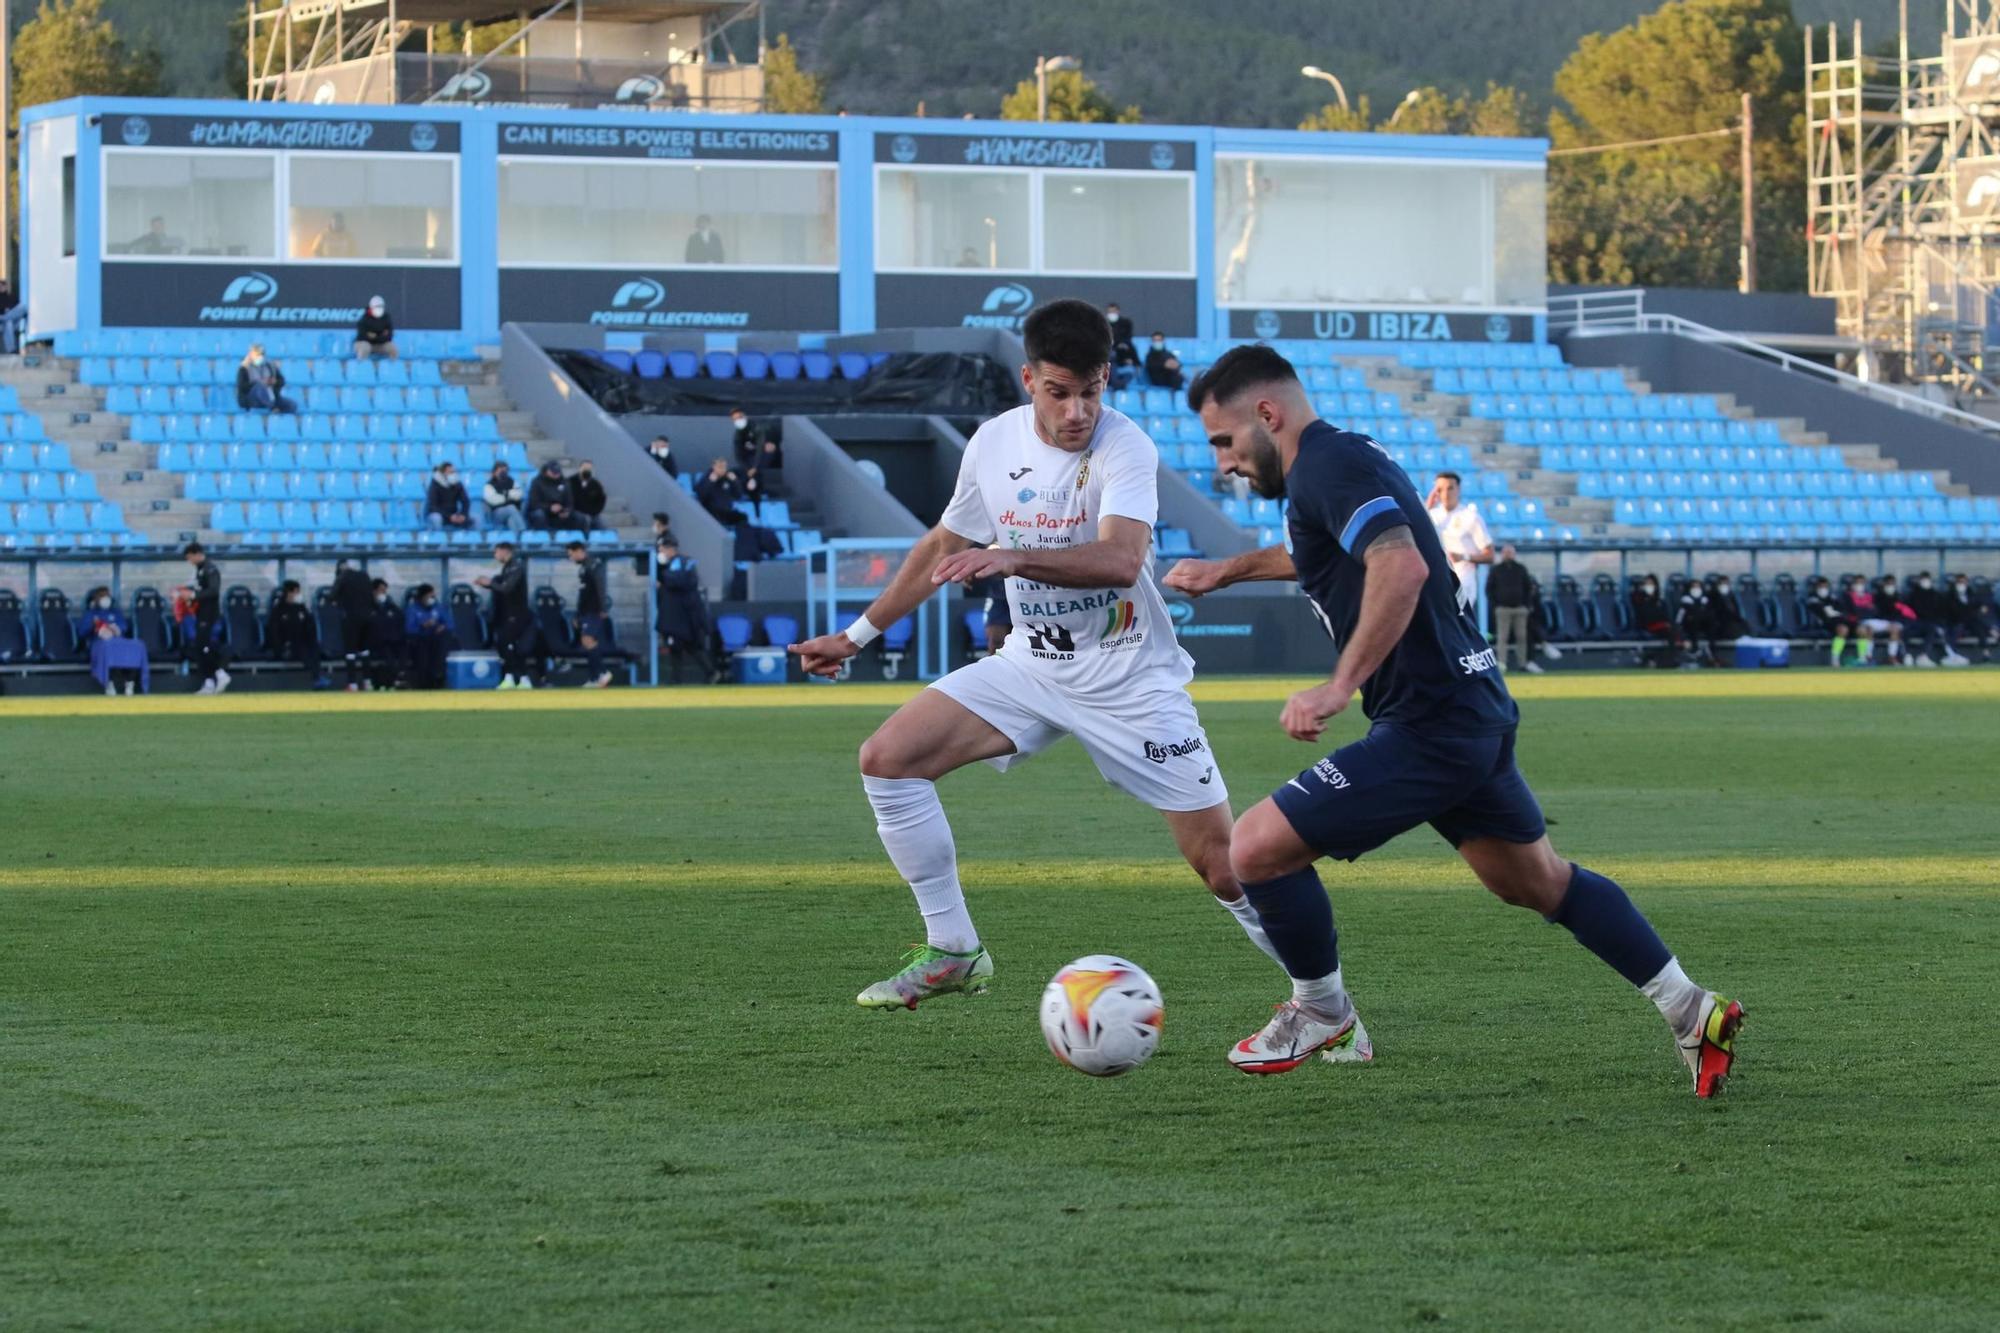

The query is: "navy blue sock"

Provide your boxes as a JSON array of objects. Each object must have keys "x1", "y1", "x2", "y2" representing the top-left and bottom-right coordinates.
[
  {"x1": 1550, "y1": 863, "x2": 1670, "y2": 987},
  {"x1": 1239, "y1": 867, "x2": 1339, "y2": 980}
]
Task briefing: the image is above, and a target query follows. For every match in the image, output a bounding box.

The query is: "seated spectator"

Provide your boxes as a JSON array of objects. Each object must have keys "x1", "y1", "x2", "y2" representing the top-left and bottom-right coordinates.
[
  {"x1": 483, "y1": 461, "x2": 526, "y2": 532},
  {"x1": 1675, "y1": 577, "x2": 1720, "y2": 668},
  {"x1": 569, "y1": 460, "x2": 607, "y2": 534},
  {"x1": 236, "y1": 344, "x2": 298, "y2": 414},
  {"x1": 354, "y1": 295, "x2": 397, "y2": 361},
  {"x1": 1904, "y1": 571, "x2": 1967, "y2": 667},
  {"x1": 1945, "y1": 572, "x2": 1997, "y2": 661},
  {"x1": 402, "y1": 583, "x2": 454, "y2": 689},
  {"x1": 79, "y1": 587, "x2": 138, "y2": 695},
  {"x1": 1107, "y1": 303, "x2": 1138, "y2": 367},
  {"x1": 127, "y1": 215, "x2": 177, "y2": 255},
  {"x1": 731, "y1": 409, "x2": 784, "y2": 484},
  {"x1": 527, "y1": 460, "x2": 576, "y2": 532},
  {"x1": 1803, "y1": 576, "x2": 1852, "y2": 665},
  {"x1": 1837, "y1": 575, "x2": 1901, "y2": 666},
  {"x1": 267, "y1": 580, "x2": 330, "y2": 689},
  {"x1": 1706, "y1": 575, "x2": 1750, "y2": 643},
  {"x1": 647, "y1": 435, "x2": 679, "y2": 477},
  {"x1": 425, "y1": 462, "x2": 472, "y2": 530},
  {"x1": 365, "y1": 579, "x2": 406, "y2": 688},
  {"x1": 568, "y1": 540, "x2": 613, "y2": 688},
  {"x1": 1629, "y1": 575, "x2": 1678, "y2": 668},
  {"x1": 655, "y1": 532, "x2": 716, "y2": 684},
  {"x1": 1875, "y1": 574, "x2": 1935, "y2": 668},
  {"x1": 1143, "y1": 332, "x2": 1185, "y2": 391},
  {"x1": 954, "y1": 246, "x2": 983, "y2": 268},
  {"x1": 696, "y1": 458, "x2": 747, "y2": 527},
  {"x1": 310, "y1": 211, "x2": 358, "y2": 259}
]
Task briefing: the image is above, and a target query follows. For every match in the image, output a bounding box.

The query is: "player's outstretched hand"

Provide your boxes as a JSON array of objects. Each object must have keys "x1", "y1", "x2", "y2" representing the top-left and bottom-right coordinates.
[
  {"x1": 1280, "y1": 682, "x2": 1350, "y2": 742},
  {"x1": 1162, "y1": 559, "x2": 1226, "y2": 597},
  {"x1": 789, "y1": 631, "x2": 860, "y2": 679}
]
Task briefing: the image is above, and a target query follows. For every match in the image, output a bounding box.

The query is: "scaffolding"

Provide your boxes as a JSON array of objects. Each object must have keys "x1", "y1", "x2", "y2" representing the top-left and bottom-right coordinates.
[{"x1": 245, "y1": 0, "x2": 764, "y2": 112}]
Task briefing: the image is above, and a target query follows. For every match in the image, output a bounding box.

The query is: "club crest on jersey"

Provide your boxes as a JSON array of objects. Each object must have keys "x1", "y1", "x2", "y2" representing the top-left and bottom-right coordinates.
[{"x1": 1075, "y1": 448, "x2": 1093, "y2": 489}]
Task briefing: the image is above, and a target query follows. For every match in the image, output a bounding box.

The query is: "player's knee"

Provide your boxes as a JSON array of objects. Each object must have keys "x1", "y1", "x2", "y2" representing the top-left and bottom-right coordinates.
[
  {"x1": 1228, "y1": 825, "x2": 1294, "y2": 886},
  {"x1": 857, "y1": 732, "x2": 913, "y2": 779}
]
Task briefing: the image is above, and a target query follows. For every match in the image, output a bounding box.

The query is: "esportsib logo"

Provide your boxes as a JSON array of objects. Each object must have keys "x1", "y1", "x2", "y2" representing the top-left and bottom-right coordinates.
[
  {"x1": 964, "y1": 282, "x2": 1035, "y2": 330},
  {"x1": 615, "y1": 75, "x2": 667, "y2": 103},
  {"x1": 221, "y1": 272, "x2": 279, "y2": 306},
  {"x1": 611, "y1": 279, "x2": 666, "y2": 311}
]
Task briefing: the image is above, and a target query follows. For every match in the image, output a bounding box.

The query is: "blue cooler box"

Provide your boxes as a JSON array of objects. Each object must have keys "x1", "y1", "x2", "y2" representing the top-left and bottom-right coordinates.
[
  {"x1": 447, "y1": 651, "x2": 503, "y2": 689},
  {"x1": 1733, "y1": 637, "x2": 1790, "y2": 669},
  {"x1": 732, "y1": 647, "x2": 788, "y2": 684}
]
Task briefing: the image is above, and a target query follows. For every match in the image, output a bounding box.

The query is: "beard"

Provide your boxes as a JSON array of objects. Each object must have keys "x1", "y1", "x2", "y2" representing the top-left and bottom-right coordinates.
[{"x1": 1241, "y1": 423, "x2": 1287, "y2": 498}]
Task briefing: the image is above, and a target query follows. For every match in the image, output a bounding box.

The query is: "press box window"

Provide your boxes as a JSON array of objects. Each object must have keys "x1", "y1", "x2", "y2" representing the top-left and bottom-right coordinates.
[
  {"x1": 104, "y1": 151, "x2": 276, "y2": 259},
  {"x1": 875, "y1": 168, "x2": 1031, "y2": 271},
  {"x1": 1041, "y1": 171, "x2": 1191, "y2": 275},
  {"x1": 497, "y1": 160, "x2": 838, "y2": 267},
  {"x1": 289, "y1": 154, "x2": 457, "y2": 261}
]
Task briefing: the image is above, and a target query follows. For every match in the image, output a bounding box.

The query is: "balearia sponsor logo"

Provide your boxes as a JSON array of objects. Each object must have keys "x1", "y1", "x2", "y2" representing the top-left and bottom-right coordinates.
[
  {"x1": 1142, "y1": 736, "x2": 1206, "y2": 765},
  {"x1": 1015, "y1": 589, "x2": 1118, "y2": 618},
  {"x1": 587, "y1": 277, "x2": 750, "y2": 328},
  {"x1": 198, "y1": 272, "x2": 364, "y2": 325}
]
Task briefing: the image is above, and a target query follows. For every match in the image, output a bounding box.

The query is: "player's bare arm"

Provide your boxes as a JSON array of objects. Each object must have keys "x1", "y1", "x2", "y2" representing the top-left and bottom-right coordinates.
[
  {"x1": 931, "y1": 515, "x2": 1150, "y2": 591},
  {"x1": 1163, "y1": 544, "x2": 1296, "y2": 597},
  {"x1": 1279, "y1": 527, "x2": 1427, "y2": 742},
  {"x1": 788, "y1": 523, "x2": 976, "y2": 677}
]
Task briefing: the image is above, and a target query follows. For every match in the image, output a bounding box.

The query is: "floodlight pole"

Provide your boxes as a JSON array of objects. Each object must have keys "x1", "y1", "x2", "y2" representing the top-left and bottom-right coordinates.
[{"x1": 1739, "y1": 91, "x2": 1758, "y2": 293}]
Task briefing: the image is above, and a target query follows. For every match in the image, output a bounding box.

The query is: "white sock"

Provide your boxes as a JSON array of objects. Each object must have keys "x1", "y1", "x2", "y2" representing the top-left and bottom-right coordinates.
[
  {"x1": 1292, "y1": 967, "x2": 1353, "y2": 1024},
  {"x1": 862, "y1": 775, "x2": 977, "y2": 952},
  {"x1": 1641, "y1": 957, "x2": 1704, "y2": 1037},
  {"x1": 1219, "y1": 894, "x2": 1285, "y2": 969}
]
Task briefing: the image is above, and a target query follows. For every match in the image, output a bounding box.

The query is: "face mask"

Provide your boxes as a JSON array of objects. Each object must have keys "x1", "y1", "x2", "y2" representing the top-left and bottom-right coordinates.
[
  {"x1": 1643, "y1": 583, "x2": 1657, "y2": 593},
  {"x1": 1955, "y1": 581, "x2": 1969, "y2": 592},
  {"x1": 1717, "y1": 583, "x2": 1731, "y2": 594},
  {"x1": 375, "y1": 593, "x2": 388, "y2": 604},
  {"x1": 580, "y1": 468, "x2": 592, "y2": 477},
  {"x1": 94, "y1": 596, "x2": 110, "y2": 609},
  {"x1": 1917, "y1": 578, "x2": 1932, "y2": 590}
]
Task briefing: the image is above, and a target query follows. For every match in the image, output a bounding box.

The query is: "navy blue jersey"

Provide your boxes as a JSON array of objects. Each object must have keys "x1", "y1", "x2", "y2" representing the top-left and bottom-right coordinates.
[{"x1": 1284, "y1": 421, "x2": 1518, "y2": 735}]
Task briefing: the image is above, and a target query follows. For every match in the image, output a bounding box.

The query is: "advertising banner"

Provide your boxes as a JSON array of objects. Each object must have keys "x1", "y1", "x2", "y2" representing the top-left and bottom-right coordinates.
[
  {"x1": 874, "y1": 132, "x2": 1194, "y2": 172},
  {"x1": 101, "y1": 262, "x2": 462, "y2": 329},
  {"x1": 103, "y1": 112, "x2": 456, "y2": 155},
  {"x1": 1226, "y1": 308, "x2": 1537, "y2": 344},
  {"x1": 499, "y1": 269, "x2": 840, "y2": 331},
  {"x1": 875, "y1": 275, "x2": 1197, "y2": 335}
]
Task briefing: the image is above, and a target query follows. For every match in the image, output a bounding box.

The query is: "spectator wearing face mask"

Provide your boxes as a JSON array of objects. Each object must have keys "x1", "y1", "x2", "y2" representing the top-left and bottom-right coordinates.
[
  {"x1": 1629, "y1": 575, "x2": 1677, "y2": 668},
  {"x1": 654, "y1": 532, "x2": 715, "y2": 684},
  {"x1": 267, "y1": 579, "x2": 330, "y2": 689},
  {"x1": 354, "y1": 296, "x2": 397, "y2": 361},
  {"x1": 1105, "y1": 303, "x2": 1137, "y2": 367},
  {"x1": 1676, "y1": 577, "x2": 1720, "y2": 668},
  {"x1": 425, "y1": 462, "x2": 472, "y2": 530},
  {"x1": 475, "y1": 541, "x2": 537, "y2": 690},
  {"x1": 235, "y1": 344, "x2": 297, "y2": 414},
  {"x1": 1836, "y1": 575, "x2": 1901, "y2": 666},
  {"x1": 483, "y1": 461, "x2": 527, "y2": 532},
  {"x1": 527, "y1": 460, "x2": 575, "y2": 532},
  {"x1": 1484, "y1": 544, "x2": 1539, "y2": 674},
  {"x1": 181, "y1": 542, "x2": 230, "y2": 694},
  {"x1": 1902, "y1": 571, "x2": 1967, "y2": 667},
  {"x1": 647, "y1": 435, "x2": 679, "y2": 478},
  {"x1": 403, "y1": 583, "x2": 454, "y2": 689},
  {"x1": 1803, "y1": 576, "x2": 1852, "y2": 665},
  {"x1": 332, "y1": 558, "x2": 376, "y2": 691},
  {"x1": 730, "y1": 409, "x2": 784, "y2": 498},
  {"x1": 568, "y1": 461, "x2": 606, "y2": 534},
  {"x1": 1944, "y1": 573, "x2": 1997, "y2": 661},
  {"x1": 1875, "y1": 575, "x2": 1937, "y2": 668},
  {"x1": 1143, "y1": 332, "x2": 1185, "y2": 392},
  {"x1": 364, "y1": 579, "x2": 405, "y2": 688},
  {"x1": 1707, "y1": 575, "x2": 1750, "y2": 642}
]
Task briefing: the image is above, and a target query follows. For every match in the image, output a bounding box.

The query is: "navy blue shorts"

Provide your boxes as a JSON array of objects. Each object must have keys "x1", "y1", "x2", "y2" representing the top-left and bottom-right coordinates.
[{"x1": 1270, "y1": 724, "x2": 1546, "y2": 862}]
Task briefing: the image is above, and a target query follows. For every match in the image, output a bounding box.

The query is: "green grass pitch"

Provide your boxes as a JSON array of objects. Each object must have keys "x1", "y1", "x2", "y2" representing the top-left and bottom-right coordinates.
[{"x1": 3, "y1": 673, "x2": 1998, "y2": 1330}]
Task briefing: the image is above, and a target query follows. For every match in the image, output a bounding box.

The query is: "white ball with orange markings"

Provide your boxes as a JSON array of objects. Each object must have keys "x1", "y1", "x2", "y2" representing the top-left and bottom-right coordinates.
[{"x1": 1039, "y1": 955, "x2": 1164, "y2": 1077}]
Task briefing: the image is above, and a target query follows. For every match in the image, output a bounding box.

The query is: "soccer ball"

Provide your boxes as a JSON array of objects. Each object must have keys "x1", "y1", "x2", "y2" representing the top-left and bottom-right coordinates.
[{"x1": 1039, "y1": 955, "x2": 1164, "y2": 1077}]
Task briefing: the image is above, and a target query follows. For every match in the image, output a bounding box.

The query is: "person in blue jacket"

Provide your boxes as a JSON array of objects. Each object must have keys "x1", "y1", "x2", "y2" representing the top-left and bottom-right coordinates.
[{"x1": 403, "y1": 583, "x2": 455, "y2": 689}]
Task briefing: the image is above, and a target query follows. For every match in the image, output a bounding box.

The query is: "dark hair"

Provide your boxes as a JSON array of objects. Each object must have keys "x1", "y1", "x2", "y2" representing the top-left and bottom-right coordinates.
[
  {"x1": 494, "y1": 541, "x2": 516, "y2": 554},
  {"x1": 371, "y1": 578, "x2": 389, "y2": 592},
  {"x1": 182, "y1": 541, "x2": 205, "y2": 556},
  {"x1": 1151, "y1": 330, "x2": 1165, "y2": 339},
  {"x1": 413, "y1": 583, "x2": 435, "y2": 599},
  {"x1": 1185, "y1": 344, "x2": 1299, "y2": 413},
  {"x1": 1022, "y1": 299, "x2": 1113, "y2": 378},
  {"x1": 565, "y1": 540, "x2": 587, "y2": 553},
  {"x1": 1437, "y1": 470, "x2": 1463, "y2": 485},
  {"x1": 652, "y1": 511, "x2": 671, "y2": 525},
  {"x1": 281, "y1": 579, "x2": 301, "y2": 594}
]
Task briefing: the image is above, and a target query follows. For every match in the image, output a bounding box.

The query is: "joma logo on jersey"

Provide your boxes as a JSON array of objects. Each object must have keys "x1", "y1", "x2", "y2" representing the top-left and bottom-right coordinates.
[
  {"x1": 1459, "y1": 648, "x2": 1499, "y2": 675},
  {"x1": 1312, "y1": 759, "x2": 1350, "y2": 789},
  {"x1": 1142, "y1": 736, "x2": 1206, "y2": 765}
]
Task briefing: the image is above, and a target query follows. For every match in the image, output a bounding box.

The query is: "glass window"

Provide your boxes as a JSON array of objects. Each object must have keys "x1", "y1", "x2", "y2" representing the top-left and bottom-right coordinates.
[
  {"x1": 1216, "y1": 157, "x2": 1544, "y2": 308},
  {"x1": 104, "y1": 151, "x2": 275, "y2": 259},
  {"x1": 498, "y1": 160, "x2": 838, "y2": 267},
  {"x1": 289, "y1": 154, "x2": 456, "y2": 261},
  {"x1": 61, "y1": 156, "x2": 76, "y2": 258},
  {"x1": 876, "y1": 168, "x2": 1031, "y2": 271},
  {"x1": 1042, "y1": 172, "x2": 1191, "y2": 274}
]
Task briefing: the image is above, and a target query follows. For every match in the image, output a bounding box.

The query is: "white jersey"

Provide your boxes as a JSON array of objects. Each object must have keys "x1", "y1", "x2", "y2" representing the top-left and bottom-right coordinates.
[
  {"x1": 940, "y1": 404, "x2": 1191, "y2": 694},
  {"x1": 1428, "y1": 501, "x2": 1492, "y2": 597}
]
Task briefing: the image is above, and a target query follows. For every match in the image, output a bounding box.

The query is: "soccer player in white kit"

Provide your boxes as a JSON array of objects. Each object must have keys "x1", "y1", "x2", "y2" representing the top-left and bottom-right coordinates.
[
  {"x1": 790, "y1": 300, "x2": 1316, "y2": 1019},
  {"x1": 1424, "y1": 471, "x2": 1494, "y2": 605}
]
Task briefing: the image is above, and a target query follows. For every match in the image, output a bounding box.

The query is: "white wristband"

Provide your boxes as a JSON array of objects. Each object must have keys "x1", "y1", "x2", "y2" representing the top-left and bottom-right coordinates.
[{"x1": 844, "y1": 614, "x2": 881, "y2": 648}]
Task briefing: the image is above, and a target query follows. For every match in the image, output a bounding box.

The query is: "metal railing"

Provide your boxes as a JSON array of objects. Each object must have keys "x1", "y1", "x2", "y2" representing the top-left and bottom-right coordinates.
[{"x1": 1546, "y1": 289, "x2": 2000, "y2": 438}]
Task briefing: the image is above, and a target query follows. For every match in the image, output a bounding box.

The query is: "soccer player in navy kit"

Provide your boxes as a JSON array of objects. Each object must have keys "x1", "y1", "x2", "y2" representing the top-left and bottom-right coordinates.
[{"x1": 1165, "y1": 346, "x2": 1743, "y2": 1095}]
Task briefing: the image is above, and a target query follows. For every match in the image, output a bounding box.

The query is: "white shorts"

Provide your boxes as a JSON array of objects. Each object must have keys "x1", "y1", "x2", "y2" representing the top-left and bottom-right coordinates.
[
  {"x1": 1857, "y1": 619, "x2": 1896, "y2": 633},
  {"x1": 930, "y1": 650, "x2": 1228, "y2": 813}
]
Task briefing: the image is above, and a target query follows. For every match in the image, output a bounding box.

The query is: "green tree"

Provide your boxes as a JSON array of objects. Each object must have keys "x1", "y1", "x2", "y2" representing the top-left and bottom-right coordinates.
[
  {"x1": 1546, "y1": 0, "x2": 1805, "y2": 289},
  {"x1": 10, "y1": 0, "x2": 161, "y2": 124},
  {"x1": 762, "y1": 32, "x2": 823, "y2": 114},
  {"x1": 1385, "y1": 87, "x2": 1462, "y2": 135},
  {"x1": 999, "y1": 68, "x2": 1139, "y2": 123},
  {"x1": 1299, "y1": 93, "x2": 1374, "y2": 133},
  {"x1": 1466, "y1": 82, "x2": 1533, "y2": 137}
]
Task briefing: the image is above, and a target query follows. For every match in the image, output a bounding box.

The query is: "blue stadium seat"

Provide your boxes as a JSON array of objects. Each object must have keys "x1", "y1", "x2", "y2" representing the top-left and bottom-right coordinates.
[
  {"x1": 704, "y1": 351, "x2": 739, "y2": 379},
  {"x1": 769, "y1": 351, "x2": 802, "y2": 381},
  {"x1": 603, "y1": 351, "x2": 635, "y2": 374},
  {"x1": 738, "y1": 350, "x2": 771, "y2": 380},
  {"x1": 837, "y1": 352, "x2": 871, "y2": 380},
  {"x1": 633, "y1": 350, "x2": 667, "y2": 380}
]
